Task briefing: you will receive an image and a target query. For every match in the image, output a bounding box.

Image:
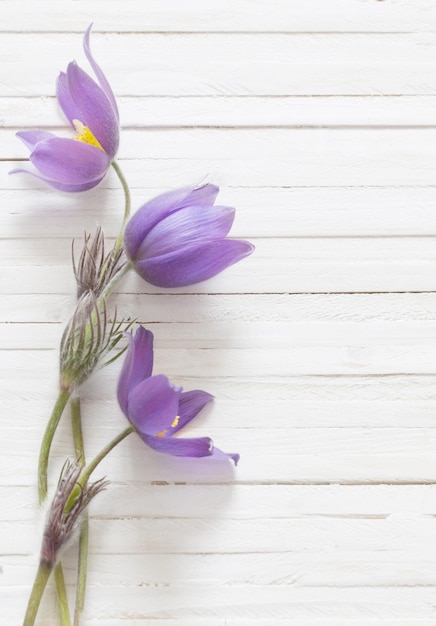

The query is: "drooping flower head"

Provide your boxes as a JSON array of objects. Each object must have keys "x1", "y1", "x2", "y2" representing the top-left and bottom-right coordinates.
[
  {"x1": 117, "y1": 326, "x2": 239, "y2": 464},
  {"x1": 11, "y1": 25, "x2": 119, "y2": 192},
  {"x1": 124, "y1": 184, "x2": 254, "y2": 287}
]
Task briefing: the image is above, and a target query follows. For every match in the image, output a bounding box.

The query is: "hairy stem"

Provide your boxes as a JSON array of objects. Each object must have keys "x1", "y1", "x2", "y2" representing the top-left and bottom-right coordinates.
[
  {"x1": 71, "y1": 397, "x2": 88, "y2": 626},
  {"x1": 74, "y1": 514, "x2": 89, "y2": 626},
  {"x1": 22, "y1": 562, "x2": 52, "y2": 626},
  {"x1": 54, "y1": 565, "x2": 71, "y2": 626},
  {"x1": 38, "y1": 388, "x2": 72, "y2": 503},
  {"x1": 71, "y1": 397, "x2": 85, "y2": 463}
]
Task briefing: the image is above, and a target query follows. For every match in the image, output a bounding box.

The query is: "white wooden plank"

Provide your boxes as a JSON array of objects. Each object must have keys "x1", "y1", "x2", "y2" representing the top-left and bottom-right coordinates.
[
  {"x1": 3, "y1": 293, "x2": 436, "y2": 324},
  {"x1": 1, "y1": 0, "x2": 436, "y2": 33},
  {"x1": 5, "y1": 186, "x2": 436, "y2": 239},
  {"x1": 3, "y1": 237, "x2": 436, "y2": 294},
  {"x1": 6, "y1": 424, "x2": 436, "y2": 468},
  {"x1": 6, "y1": 96, "x2": 436, "y2": 128},
  {"x1": 6, "y1": 129, "x2": 436, "y2": 189},
  {"x1": 2, "y1": 33, "x2": 436, "y2": 97},
  {"x1": 8, "y1": 552, "x2": 436, "y2": 590},
  {"x1": 4, "y1": 515, "x2": 436, "y2": 555},
  {"x1": 4, "y1": 372, "x2": 436, "y2": 428},
  {"x1": 5, "y1": 422, "x2": 436, "y2": 484},
  {"x1": 6, "y1": 319, "x2": 436, "y2": 350},
  {"x1": 4, "y1": 584, "x2": 436, "y2": 619},
  {"x1": 5, "y1": 484, "x2": 436, "y2": 521}
]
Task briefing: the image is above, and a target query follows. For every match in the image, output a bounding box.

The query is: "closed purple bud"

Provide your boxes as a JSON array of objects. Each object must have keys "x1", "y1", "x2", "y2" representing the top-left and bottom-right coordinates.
[{"x1": 124, "y1": 184, "x2": 254, "y2": 287}]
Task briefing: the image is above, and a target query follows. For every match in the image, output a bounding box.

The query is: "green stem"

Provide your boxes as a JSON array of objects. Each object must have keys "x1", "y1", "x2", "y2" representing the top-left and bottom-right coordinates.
[
  {"x1": 38, "y1": 388, "x2": 72, "y2": 504},
  {"x1": 74, "y1": 513, "x2": 89, "y2": 626},
  {"x1": 71, "y1": 397, "x2": 85, "y2": 463},
  {"x1": 80, "y1": 426, "x2": 134, "y2": 487},
  {"x1": 22, "y1": 561, "x2": 52, "y2": 626},
  {"x1": 66, "y1": 426, "x2": 134, "y2": 512},
  {"x1": 70, "y1": 397, "x2": 88, "y2": 626},
  {"x1": 111, "y1": 161, "x2": 131, "y2": 254},
  {"x1": 54, "y1": 565, "x2": 71, "y2": 626},
  {"x1": 99, "y1": 260, "x2": 132, "y2": 303}
]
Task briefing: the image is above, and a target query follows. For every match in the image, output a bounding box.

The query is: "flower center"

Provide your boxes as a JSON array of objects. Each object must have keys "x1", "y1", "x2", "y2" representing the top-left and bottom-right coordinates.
[
  {"x1": 156, "y1": 415, "x2": 180, "y2": 438},
  {"x1": 72, "y1": 119, "x2": 104, "y2": 151}
]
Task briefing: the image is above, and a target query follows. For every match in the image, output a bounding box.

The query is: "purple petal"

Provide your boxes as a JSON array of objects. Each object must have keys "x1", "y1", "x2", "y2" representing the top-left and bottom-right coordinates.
[
  {"x1": 16, "y1": 130, "x2": 58, "y2": 151},
  {"x1": 141, "y1": 434, "x2": 214, "y2": 458},
  {"x1": 168, "y1": 390, "x2": 213, "y2": 435},
  {"x1": 83, "y1": 24, "x2": 119, "y2": 121},
  {"x1": 136, "y1": 206, "x2": 235, "y2": 259},
  {"x1": 210, "y1": 447, "x2": 240, "y2": 465},
  {"x1": 9, "y1": 167, "x2": 105, "y2": 192},
  {"x1": 30, "y1": 137, "x2": 110, "y2": 185},
  {"x1": 134, "y1": 239, "x2": 255, "y2": 287},
  {"x1": 127, "y1": 374, "x2": 181, "y2": 436},
  {"x1": 117, "y1": 327, "x2": 154, "y2": 416},
  {"x1": 124, "y1": 184, "x2": 219, "y2": 259},
  {"x1": 56, "y1": 71, "x2": 81, "y2": 126},
  {"x1": 63, "y1": 61, "x2": 119, "y2": 156}
]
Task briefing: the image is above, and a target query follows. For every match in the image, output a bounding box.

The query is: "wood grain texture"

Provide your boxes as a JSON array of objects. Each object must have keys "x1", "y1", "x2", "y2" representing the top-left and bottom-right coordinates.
[{"x1": 2, "y1": 1, "x2": 436, "y2": 624}]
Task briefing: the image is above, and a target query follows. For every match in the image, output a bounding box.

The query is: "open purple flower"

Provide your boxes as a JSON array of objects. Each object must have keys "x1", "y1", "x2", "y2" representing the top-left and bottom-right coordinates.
[
  {"x1": 124, "y1": 184, "x2": 254, "y2": 287},
  {"x1": 11, "y1": 25, "x2": 119, "y2": 192},
  {"x1": 117, "y1": 326, "x2": 239, "y2": 464}
]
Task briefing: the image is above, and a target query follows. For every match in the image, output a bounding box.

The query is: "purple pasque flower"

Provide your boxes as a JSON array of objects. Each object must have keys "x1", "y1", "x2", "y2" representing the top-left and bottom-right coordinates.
[
  {"x1": 124, "y1": 184, "x2": 254, "y2": 287},
  {"x1": 11, "y1": 25, "x2": 119, "y2": 192},
  {"x1": 117, "y1": 326, "x2": 239, "y2": 464}
]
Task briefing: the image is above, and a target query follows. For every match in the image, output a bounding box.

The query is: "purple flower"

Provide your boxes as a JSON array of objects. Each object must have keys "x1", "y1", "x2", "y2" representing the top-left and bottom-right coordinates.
[
  {"x1": 117, "y1": 326, "x2": 239, "y2": 464},
  {"x1": 124, "y1": 184, "x2": 254, "y2": 287},
  {"x1": 11, "y1": 25, "x2": 119, "y2": 192}
]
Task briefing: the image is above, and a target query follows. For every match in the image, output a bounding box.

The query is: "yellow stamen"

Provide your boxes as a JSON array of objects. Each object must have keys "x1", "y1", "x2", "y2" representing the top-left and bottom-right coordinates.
[
  {"x1": 156, "y1": 416, "x2": 180, "y2": 438},
  {"x1": 72, "y1": 119, "x2": 104, "y2": 151}
]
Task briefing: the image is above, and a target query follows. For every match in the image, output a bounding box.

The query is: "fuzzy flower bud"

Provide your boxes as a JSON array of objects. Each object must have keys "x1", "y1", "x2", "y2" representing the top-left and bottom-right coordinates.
[
  {"x1": 59, "y1": 293, "x2": 129, "y2": 391},
  {"x1": 72, "y1": 227, "x2": 125, "y2": 299},
  {"x1": 41, "y1": 459, "x2": 107, "y2": 567}
]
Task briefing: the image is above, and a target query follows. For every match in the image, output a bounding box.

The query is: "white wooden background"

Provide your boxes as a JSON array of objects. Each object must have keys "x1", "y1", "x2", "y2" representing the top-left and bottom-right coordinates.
[{"x1": 2, "y1": 0, "x2": 436, "y2": 623}]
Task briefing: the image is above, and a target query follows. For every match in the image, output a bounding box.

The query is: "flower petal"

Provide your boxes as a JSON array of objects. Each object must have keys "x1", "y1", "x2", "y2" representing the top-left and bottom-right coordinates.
[
  {"x1": 9, "y1": 167, "x2": 105, "y2": 192},
  {"x1": 168, "y1": 390, "x2": 213, "y2": 435},
  {"x1": 63, "y1": 61, "x2": 119, "y2": 156},
  {"x1": 124, "y1": 184, "x2": 219, "y2": 259},
  {"x1": 16, "y1": 130, "x2": 58, "y2": 151},
  {"x1": 136, "y1": 206, "x2": 235, "y2": 259},
  {"x1": 56, "y1": 71, "x2": 80, "y2": 125},
  {"x1": 141, "y1": 434, "x2": 214, "y2": 458},
  {"x1": 127, "y1": 374, "x2": 181, "y2": 436},
  {"x1": 117, "y1": 327, "x2": 154, "y2": 415},
  {"x1": 30, "y1": 137, "x2": 110, "y2": 185},
  {"x1": 210, "y1": 447, "x2": 240, "y2": 465},
  {"x1": 83, "y1": 24, "x2": 119, "y2": 122},
  {"x1": 134, "y1": 239, "x2": 255, "y2": 287}
]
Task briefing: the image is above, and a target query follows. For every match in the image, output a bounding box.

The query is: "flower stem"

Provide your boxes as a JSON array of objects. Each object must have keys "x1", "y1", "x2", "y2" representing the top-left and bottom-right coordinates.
[
  {"x1": 22, "y1": 561, "x2": 52, "y2": 626},
  {"x1": 111, "y1": 161, "x2": 131, "y2": 254},
  {"x1": 71, "y1": 397, "x2": 85, "y2": 463},
  {"x1": 38, "y1": 388, "x2": 72, "y2": 504},
  {"x1": 99, "y1": 260, "x2": 132, "y2": 303},
  {"x1": 74, "y1": 514, "x2": 89, "y2": 626},
  {"x1": 54, "y1": 565, "x2": 71, "y2": 626},
  {"x1": 80, "y1": 426, "x2": 134, "y2": 486},
  {"x1": 70, "y1": 397, "x2": 88, "y2": 626},
  {"x1": 65, "y1": 426, "x2": 134, "y2": 512}
]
